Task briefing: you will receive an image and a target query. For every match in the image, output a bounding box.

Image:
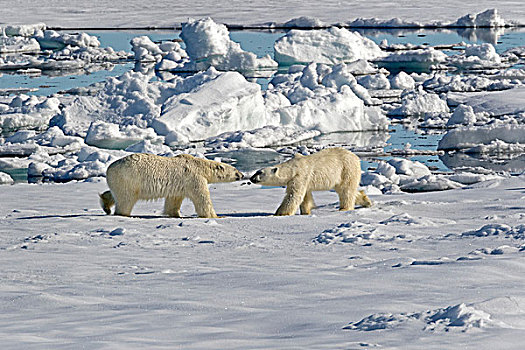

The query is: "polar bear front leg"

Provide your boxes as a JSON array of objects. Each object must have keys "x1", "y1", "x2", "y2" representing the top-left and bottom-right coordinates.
[
  {"x1": 299, "y1": 191, "x2": 315, "y2": 215},
  {"x1": 113, "y1": 190, "x2": 138, "y2": 217},
  {"x1": 275, "y1": 178, "x2": 307, "y2": 216},
  {"x1": 188, "y1": 179, "x2": 218, "y2": 218},
  {"x1": 164, "y1": 196, "x2": 184, "y2": 217}
]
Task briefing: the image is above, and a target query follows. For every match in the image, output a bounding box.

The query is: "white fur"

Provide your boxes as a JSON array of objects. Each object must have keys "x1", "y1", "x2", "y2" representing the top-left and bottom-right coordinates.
[
  {"x1": 100, "y1": 153, "x2": 243, "y2": 218},
  {"x1": 250, "y1": 147, "x2": 371, "y2": 215}
]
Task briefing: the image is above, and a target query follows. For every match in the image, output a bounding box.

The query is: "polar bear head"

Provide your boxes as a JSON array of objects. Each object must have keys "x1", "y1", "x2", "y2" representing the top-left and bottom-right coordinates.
[
  {"x1": 208, "y1": 160, "x2": 244, "y2": 183},
  {"x1": 250, "y1": 157, "x2": 300, "y2": 186}
]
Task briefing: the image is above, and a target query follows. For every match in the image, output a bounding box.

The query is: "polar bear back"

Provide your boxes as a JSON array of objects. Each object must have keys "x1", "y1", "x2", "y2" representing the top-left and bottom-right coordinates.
[
  {"x1": 106, "y1": 153, "x2": 235, "y2": 201},
  {"x1": 298, "y1": 148, "x2": 360, "y2": 191}
]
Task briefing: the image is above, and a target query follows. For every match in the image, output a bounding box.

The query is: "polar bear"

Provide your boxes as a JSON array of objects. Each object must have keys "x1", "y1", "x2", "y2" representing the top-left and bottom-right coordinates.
[
  {"x1": 250, "y1": 148, "x2": 372, "y2": 215},
  {"x1": 99, "y1": 153, "x2": 243, "y2": 218}
]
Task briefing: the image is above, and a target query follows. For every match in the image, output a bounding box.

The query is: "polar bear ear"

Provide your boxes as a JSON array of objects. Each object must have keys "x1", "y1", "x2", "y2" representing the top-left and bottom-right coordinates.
[{"x1": 216, "y1": 164, "x2": 225, "y2": 171}]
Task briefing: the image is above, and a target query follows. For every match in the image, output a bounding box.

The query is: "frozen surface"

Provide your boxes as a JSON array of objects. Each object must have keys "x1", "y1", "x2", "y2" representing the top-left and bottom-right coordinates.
[
  {"x1": 0, "y1": 173, "x2": 524, "y2": 348},
  {"x1": 0, "y1": 2, "x2": 522, "y2": 28}
]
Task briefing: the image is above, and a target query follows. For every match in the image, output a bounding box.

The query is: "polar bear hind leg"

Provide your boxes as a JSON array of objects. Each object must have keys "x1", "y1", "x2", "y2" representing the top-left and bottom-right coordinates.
[
  {"x1": 355, "y1": 190, "x2": 372, "y2": 208},
  {"x1": 299, "y1": 191, "x2": 315, "y2": 215},
  {"x1": 164, "y1": 196, "x2": 184, "y2": 217}
]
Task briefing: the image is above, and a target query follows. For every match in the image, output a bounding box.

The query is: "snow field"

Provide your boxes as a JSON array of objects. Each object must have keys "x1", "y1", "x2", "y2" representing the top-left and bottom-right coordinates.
[{"x1": 1, "y1": 174, "x2": 525, "y2": 348}]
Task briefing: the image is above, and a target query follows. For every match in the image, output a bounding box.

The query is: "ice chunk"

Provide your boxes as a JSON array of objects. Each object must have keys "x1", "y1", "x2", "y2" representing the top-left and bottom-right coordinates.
[
  {"x1": 283, "y1": 16, "x2": 328, "y2": 28},
  {"x1": 387, "y1": 158, "x2": 432, "y2": 178},
  {"x1": 389, "y1": 71, "x2": 415, "y2": 90},
  {"x1": 275, "y1": 86, "x2": 387, "y2": 133},
  {"x1": 85, "y1": 121, "x2": 162, "y2": 149},
  {"x1": 274, "y1": 27, "x2": 384, "y2": 65},
  {"x1": 448, "y1": 87, "x2": 525, "y2": 116},
  {"x1": 2, "y1": 23, "x2": 46, "y2": 37},
  {"x1": 438, "y1": 124, "x2": 525, "y2": 151},
  {"x1": 0, "y1": 95, "x2": 60, "y2": 132},
  {"x1": 377, "y1": 48, "x2": 447, "y2": 72},
  {"x1": 390, "y1": 89, "x2": 449, "y2": 116},
  {"x1": 152, "y1": 70, "x2": 269, "y2": 142},
  {"x1": 205, "y1": 125, "x2": 321, "y2": 151},
  {"x1": 179, "y1": 17, "x2": 277, "y2": 72},
  {"x1": 0, "y1": 36, "x2": 40, "y2": 53},
  {"x1": 447, "y1": 104, "x2": 477, "y2": 126},
  {"x1": 453, "y1": 9, "x2": 505, "y2": 28},
  {"x1": 35, "y1": 30, "x2": 100, "y2": 49},
  {"x1": 0, "y1": 171, "x2": 14, "y2": 185}
]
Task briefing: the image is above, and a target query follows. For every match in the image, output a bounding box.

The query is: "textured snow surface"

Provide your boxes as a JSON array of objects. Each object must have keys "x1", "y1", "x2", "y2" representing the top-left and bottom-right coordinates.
[
  {"x1": 0, "y1": 1, "x2": 521, "y2": 28},
  {"x1": 1, "y1": 174, "x2": 525, "y2": 348}
]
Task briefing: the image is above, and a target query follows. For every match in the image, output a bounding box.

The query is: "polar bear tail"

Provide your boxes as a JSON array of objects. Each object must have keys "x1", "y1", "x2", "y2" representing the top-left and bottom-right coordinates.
[{"x1": 99, "y1": 190, "x2": 115, "y2": 215}]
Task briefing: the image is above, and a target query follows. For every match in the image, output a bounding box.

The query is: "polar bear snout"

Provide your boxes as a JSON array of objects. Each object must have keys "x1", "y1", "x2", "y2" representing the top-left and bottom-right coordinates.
[{"x1": 250, "y1": 170, "x2": 263, "y2": 183}]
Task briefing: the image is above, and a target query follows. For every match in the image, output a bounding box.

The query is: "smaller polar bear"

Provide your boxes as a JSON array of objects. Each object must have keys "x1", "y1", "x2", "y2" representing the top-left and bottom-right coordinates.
[
  {"x1": 100, "y1": 153, "x2": 243, "y2": 218},
  {"x1": 250, "y1": 147, "x2": 372, "y2": 216}
]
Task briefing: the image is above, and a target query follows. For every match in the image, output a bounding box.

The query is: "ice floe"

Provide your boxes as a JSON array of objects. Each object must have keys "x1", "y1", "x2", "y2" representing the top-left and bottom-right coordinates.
[
  {"x1": 0, "y1": 94, "x2": 61, "y2": 132},
  {"x1": 274, "y1": 27, "x2": 384, "y2": 65},
  {"x1": 438, "y1": 124, "x2": 525, "y2": 152}
]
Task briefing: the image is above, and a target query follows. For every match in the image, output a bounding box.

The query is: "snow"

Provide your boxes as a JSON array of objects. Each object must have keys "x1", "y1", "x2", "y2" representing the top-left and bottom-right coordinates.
[
  {"x1": 0, "y1": 2, "x2": 521, "y2": 28},
  {"x1": 1, "y1": 172, "x2": 525, "y2": 348},
  {"x1": 274, "y1": 27, "x2": 384, "y2": 65}
]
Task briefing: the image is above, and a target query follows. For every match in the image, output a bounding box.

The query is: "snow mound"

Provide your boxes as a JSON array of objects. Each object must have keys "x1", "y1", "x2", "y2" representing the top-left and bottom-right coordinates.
[
  {"x1": 52, "y1": 71, "x2": 166, "y2": 136},
  {"x1": 345, "y1": 302, "x2": 504, "y2": 332},
  {"x1": 379, "y1": 213, "x2": 437, "y2": 226},
  {"x1": 274, "y1": 27, "x2": 384, "y2": 65},
  {"x1": 315, "y1": 221, "x2": 411, "y2": 245},
  {"x1": 461, "y1": 224, "x2": 525, "y2": 239},
  {"x1": 179, "y1": 17, "x2": 277, "y2": 72}
]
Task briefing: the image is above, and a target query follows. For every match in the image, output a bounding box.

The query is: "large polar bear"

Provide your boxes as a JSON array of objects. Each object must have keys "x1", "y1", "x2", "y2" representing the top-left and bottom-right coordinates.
[
  {"x1": 99, "y1": 153, "x2": 243, "y2": 218},
  {"x1": 250, "y1": 147, "x2": 372, "y2": 215}
]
